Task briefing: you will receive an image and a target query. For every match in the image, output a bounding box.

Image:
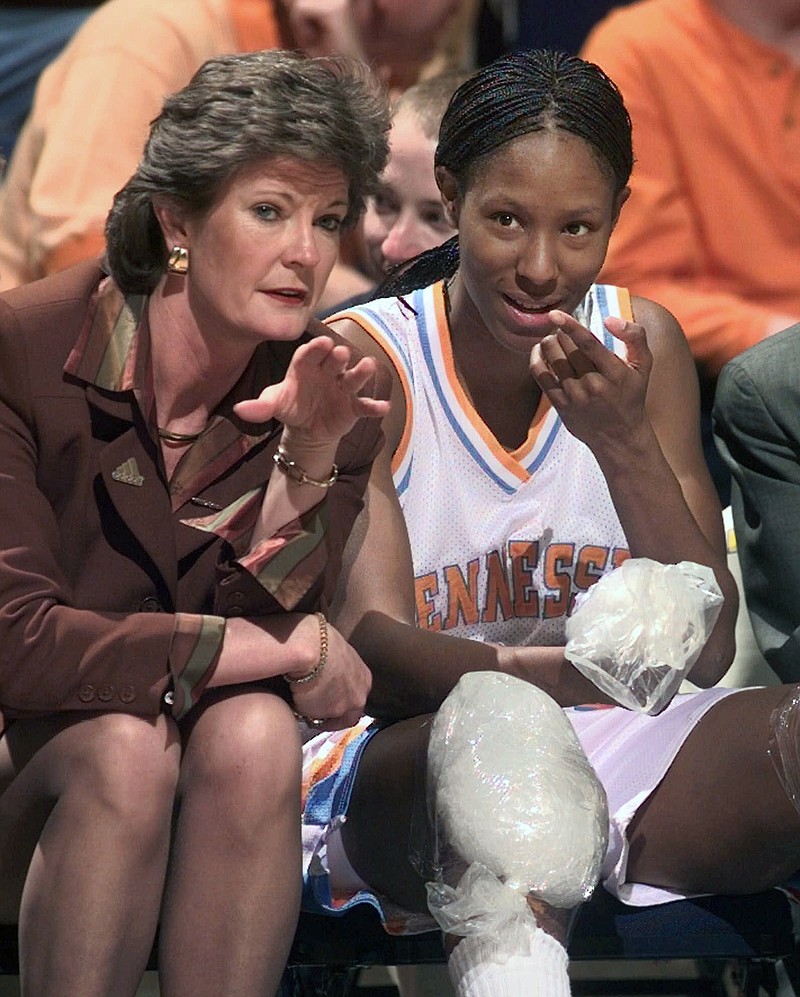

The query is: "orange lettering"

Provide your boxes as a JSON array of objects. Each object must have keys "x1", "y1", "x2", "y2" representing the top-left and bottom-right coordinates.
[
  {"x1": 611, "y1": 547, "x2": 631, "y2": 569},
  {"x1": 509, "y1": 540, "x2": 540, "y2": 617},
  {"x1": 483, "y1": 549, "x2": 513, "y2": 624},
  {"x1": 574, "y1": 545, "x2": 610, "y2": 591},
  {"x1": 414, "y1": 572, "x2": 441, "y2": 630},
  {"x1": 543, "y1": 543, "x2": 575, "y2": 619},
  {"x1": 444, "y1": 560, "x2": 480, "y2": 628}
]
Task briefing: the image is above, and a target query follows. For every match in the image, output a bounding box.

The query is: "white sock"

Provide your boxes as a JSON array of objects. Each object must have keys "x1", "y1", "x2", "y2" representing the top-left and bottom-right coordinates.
[{"x1": 448, "y1": 926, "x2": 570, "y2": 997}]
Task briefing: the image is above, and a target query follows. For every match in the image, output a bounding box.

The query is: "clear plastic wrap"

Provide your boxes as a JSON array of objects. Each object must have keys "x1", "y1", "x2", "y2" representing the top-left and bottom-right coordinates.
[
  {"x1": 564, "y1": 558, "x2": 723, "y2": 715},
  {"x1": 426, "y1": 671, "x2": 608, "y2": 929},
  {"x1": 427, "y1": 862, "x2": 536, "y2": 938},
  {"x1": 768, "y1": 686, "x2": 800, "y2": 815}
]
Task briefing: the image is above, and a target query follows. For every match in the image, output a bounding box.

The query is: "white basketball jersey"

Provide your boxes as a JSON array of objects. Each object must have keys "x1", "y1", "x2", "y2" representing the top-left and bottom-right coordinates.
[{"x1": 338, "y1": 282, "x2": 633, "y2": 646}]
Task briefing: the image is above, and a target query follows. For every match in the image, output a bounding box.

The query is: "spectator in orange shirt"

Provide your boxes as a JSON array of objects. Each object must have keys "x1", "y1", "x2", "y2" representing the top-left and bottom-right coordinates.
[{"x1": 581, "y1": 0, "x2": 800, "y2": 377}]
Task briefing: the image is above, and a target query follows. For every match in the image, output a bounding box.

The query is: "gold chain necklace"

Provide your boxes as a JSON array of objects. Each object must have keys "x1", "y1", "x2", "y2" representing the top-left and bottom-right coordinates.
[{"x1": 157, "y1": 427, "x2": 203, "y2": 444}]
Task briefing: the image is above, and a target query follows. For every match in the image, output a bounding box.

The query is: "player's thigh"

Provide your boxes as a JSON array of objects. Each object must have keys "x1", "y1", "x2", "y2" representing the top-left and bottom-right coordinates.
[
  {"x1": 341, "y1": 715, "x2": 434, "y2": 913},
  {"x1": 627, "y1": 685, "x2": 800, "y2": 894}
]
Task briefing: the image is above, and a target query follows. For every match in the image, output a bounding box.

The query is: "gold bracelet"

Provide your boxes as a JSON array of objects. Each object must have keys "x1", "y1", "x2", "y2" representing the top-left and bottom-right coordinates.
[
  {"x1": 284, "y1": 612, "x2": 328, "y2": 685},
  {"x1": 273, "y1": 447, "x2": 339, "y2": 489}
]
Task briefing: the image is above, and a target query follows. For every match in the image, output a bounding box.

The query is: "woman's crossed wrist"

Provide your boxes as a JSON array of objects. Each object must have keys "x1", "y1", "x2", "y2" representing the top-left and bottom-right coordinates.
[{"x1": 283, "y1": 611, "x2": 328, "y2": 685}]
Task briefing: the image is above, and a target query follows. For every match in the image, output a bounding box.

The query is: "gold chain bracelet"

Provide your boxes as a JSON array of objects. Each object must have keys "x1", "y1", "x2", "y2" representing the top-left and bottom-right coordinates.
[
  {"x1": 273, "y1": 447, "x2": 338, "y2": 489},
  {"x1": 284, "y1": 612, "x2": 328, "y2": 685}
]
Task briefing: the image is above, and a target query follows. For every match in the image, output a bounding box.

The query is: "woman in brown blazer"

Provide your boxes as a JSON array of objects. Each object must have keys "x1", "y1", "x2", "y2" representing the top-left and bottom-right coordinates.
[{"x1": 0, "y1": 51, "x2": 392, "y2": 996}]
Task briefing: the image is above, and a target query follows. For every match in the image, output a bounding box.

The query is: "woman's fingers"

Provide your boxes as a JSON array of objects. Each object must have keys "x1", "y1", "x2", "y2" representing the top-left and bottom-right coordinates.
[
  {"x1": 233, "y1": 338, "x2": 389, "y2": 427},
  {"x1": 549, "y1": 310, "x2": 622, "y2": 377},
  {"x1": 232, "y1": 385, "x2": 281, "y2": 423},
  {"x1": 529, "y1": 309, "x2": 655, "y2": 451},
  {"x1": 604, "y1": 314, "x2": 652, "y2": 375},
  {"x1": 530, "y1": 328, "x2": 599, "y2": 395},
  {"x1": 529, "y1": 340, "x2": 562, "y2": 393},
  {"x1": 232, "y1": 338, "x2": 333, "y2": 422},
  {"x1": 531, "y1": 310, "x2": 652, "y2": 394}
]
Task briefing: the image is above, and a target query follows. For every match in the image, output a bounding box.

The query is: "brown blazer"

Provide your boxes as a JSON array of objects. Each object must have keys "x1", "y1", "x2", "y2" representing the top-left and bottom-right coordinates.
[{"x1": 0, "y1": 261, "x2": 387, "y2": 728}]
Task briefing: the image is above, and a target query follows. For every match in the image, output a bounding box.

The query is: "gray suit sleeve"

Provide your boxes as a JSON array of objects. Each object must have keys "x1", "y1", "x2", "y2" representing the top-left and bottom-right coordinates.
[{"x1": 713, "y1": 330, "x2": 800, "y2": 681}]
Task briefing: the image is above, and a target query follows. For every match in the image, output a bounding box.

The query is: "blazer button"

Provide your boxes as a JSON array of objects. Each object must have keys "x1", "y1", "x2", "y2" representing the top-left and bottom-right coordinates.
[
  {"x1": 119, "y1": 686, "x2": 136, "y2": 704},
  {"x1": 97, "y1": 685, "x2": 114, "y2": 702},
  {"x1": 139, "y1": 597, "x2": 162, "y2": 612},
  {"x1": 79, "y1": 685, "x2": 95, "y2": 703}
]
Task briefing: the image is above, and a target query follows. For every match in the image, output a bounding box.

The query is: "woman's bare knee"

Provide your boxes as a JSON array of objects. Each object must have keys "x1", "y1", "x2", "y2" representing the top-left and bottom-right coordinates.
[
  {"x1": 2, "y1": 712, "x2": 179, "y2": 815},
  {"x1": 0, "y1": 713, "x2": 179, "y2": 922},
  {"x1": 58, "y1": 712, "x2": 180, "y2": 824},
  {"x1": 179, "y1": 691, "x2": 301, "y2": 826}
]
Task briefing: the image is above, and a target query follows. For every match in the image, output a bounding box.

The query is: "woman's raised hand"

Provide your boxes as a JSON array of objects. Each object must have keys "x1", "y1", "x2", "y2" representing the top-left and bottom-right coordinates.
[
  {"x1": 529, "y1": 310, "x2": 653, "y2": 452},
  {"x1": 234, "y1": 336, "x2": 390, "y2": 447}
]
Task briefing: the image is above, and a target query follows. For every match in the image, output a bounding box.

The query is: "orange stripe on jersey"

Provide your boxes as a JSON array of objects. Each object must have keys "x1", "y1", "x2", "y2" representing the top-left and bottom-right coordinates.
[
  {"x1": 509, "y1": 391, "x2": 552, "y2": 462},
  {"x1": 432, "y1": 287, "x2": 541, "y2": 483},
  {"x1": 618, "y1": 286, "x2": 634, "y2": 322},
  {"x1": 328, "y1": 310, "x2": 414, "y2": 477}
]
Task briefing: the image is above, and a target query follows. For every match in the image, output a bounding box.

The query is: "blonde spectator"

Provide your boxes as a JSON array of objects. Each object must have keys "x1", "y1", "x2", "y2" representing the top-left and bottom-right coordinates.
[{"x1": 362, "y1": 71, "x2": 470, "y2": 281}]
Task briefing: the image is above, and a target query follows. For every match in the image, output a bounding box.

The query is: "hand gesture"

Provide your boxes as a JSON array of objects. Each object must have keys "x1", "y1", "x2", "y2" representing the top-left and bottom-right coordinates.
[
  {"x1": 529, "y1": 310, "x2": 653, "y2": 454},
  {"x1": 287, "y1": 616, "x2": 372, "y2": 731},
  {"x1": 281, "y1": 0, "x2": 366, "y2": 61},
  {"x1": 234, "y1": 336, "x2": 389, "y2": 448}
]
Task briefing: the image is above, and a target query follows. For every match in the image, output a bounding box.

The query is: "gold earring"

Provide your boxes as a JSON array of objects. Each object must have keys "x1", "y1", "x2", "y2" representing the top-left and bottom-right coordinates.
[{"x1": 167, "y1": 246, "x2": 189, "y2": 275}]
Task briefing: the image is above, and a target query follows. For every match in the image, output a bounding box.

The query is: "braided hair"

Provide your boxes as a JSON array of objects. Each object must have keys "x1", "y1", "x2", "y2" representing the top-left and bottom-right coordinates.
[{"x1": 378, "y1": 49, "x2": 633, "y2": 298}]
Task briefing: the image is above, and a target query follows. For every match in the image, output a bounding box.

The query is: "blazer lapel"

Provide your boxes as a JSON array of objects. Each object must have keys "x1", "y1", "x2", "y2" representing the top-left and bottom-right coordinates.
[{"x1": 97, "y1": 424, "x2": 179, "y2": 600}]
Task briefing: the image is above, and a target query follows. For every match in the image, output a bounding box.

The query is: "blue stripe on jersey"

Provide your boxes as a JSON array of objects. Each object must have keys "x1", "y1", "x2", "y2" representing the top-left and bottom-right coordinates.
[
  {"x1": 594, "y1": 286, "x2": 617, "y2": 349},
  {"x1": 395, "y1": 459, "x2": 413, "y2": 498},
  {"x1": 524, "y1": 416, "x2": 562, "y2": 474}
]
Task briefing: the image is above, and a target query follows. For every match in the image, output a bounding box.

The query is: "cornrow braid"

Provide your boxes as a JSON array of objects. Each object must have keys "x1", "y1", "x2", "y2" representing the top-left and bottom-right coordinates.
[
  {"x1": 378, "y1": 236, "x2": 459, "y2": 298},
  {"x1": 436, "y1": 49, "x2": 632, "y2": 191},
  {"x1": 379, "y1": 49, "x2": 633, "y2": 300}
]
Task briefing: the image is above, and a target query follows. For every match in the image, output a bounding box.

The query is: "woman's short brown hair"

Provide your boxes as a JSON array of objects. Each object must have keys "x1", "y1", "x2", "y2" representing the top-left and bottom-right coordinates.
[{"x1": 105, "y1": 50, "x2": 391, "y2": 293}]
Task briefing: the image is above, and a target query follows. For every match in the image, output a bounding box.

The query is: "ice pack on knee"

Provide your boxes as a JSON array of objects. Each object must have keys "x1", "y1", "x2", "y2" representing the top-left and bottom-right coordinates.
[{"x1": 427, "y1": 671, "x2": 608, "y2": 909}]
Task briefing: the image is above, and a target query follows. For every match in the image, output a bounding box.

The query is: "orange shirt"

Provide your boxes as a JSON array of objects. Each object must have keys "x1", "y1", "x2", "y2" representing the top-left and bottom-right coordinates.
[
  {"x1": 0, "y1": 0, "x2": 285, "y2": 291},
  {"x1": 582, "y1": 0, "x2": 800, "y2": 374}
]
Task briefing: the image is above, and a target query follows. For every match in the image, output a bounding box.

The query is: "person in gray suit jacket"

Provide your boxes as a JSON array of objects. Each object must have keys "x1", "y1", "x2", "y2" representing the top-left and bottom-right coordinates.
[{"x1": 713, "y1": 324, "x2": 800, "y2": 683}]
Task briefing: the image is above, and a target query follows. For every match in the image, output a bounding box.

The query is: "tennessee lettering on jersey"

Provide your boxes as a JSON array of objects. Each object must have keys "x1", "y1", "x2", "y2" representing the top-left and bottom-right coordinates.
[{"x1": 414, "y1": 541, "x2": 630, "y2": 631}]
